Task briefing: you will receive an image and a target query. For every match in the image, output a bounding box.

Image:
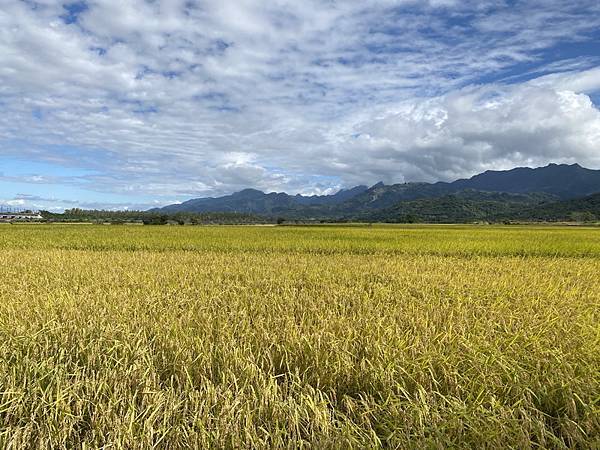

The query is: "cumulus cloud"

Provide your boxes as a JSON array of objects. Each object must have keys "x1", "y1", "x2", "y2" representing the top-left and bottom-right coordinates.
[
  {"x1": 334, "y1": 75, "x2": 600, "y2": 184},
  {"x1": 0, "y1": 0, "x2": 599, "y2": 205}
]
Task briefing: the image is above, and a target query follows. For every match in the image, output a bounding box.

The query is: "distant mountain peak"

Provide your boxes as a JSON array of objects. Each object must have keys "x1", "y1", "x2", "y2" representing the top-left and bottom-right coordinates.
[
  {"x1": 546, "y1": 162, "x2": 581, "y2": 168},
  {"x1": 153, "y1": 183, "x2": 369, "y2": 214},
  {"x1": 153, "y1": 163, "x2": 600, "y2": 217},
  {"x1": 338, "y1": 185, "x2": 368, "y2": 193}
]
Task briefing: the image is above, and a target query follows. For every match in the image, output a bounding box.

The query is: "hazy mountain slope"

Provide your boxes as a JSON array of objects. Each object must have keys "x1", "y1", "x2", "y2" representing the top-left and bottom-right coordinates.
[
  {"x1": 155, "y1": 186, "x2": 368, "y2": 214},
  {"x1": 330, "y1": 182, "x2": 454, "y2": 212},
  {"x1": 292, "y1": 185, "x2": 369, "y2": 205}
]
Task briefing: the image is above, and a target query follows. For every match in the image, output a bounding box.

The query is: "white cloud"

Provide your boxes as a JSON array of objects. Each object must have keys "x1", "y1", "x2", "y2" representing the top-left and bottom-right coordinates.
[
  {"x1": 0, "y1": 0, "x2": 599, "y2": 203},
  {"x1": 336, "y1": 78, "x2": 600, "y2": 184}
]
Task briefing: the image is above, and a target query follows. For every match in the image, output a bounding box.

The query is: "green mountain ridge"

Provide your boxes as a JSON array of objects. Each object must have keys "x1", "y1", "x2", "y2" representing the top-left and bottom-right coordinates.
[
  {"x1": 361, "y1": 191, "x2": 561, "y2": 223},
  {"x1": 513, "y1": 192, "x2": 600, "y2": 222},
  {"x1": 360, "y1": 191, "x2": 600, "y2": 224},
  {"x1": 152, "y1": 163, "x2": 600, "y2": 222}
]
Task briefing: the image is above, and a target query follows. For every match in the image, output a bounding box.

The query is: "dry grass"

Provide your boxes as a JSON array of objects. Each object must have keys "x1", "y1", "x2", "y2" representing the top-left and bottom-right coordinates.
[{"x1": 0, "y1": 225, "x2": 598, "y2": 448}]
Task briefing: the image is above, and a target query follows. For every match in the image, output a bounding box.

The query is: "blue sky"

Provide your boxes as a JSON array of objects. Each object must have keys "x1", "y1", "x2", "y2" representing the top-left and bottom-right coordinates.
[{"x1": 1, "y1": 0, "x2": 600, "y2": 211}]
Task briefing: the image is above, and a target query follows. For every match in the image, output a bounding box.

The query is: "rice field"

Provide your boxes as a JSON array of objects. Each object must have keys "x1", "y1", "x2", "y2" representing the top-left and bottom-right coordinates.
[{"x1": 0, "y1": 224, "x2": 599, "y2": 448}]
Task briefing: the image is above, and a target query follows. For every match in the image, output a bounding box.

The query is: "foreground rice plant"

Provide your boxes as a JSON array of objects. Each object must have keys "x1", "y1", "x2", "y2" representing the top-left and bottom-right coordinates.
[{"x1": 0, "y1": 224, "x2": 598, "y2": 448}]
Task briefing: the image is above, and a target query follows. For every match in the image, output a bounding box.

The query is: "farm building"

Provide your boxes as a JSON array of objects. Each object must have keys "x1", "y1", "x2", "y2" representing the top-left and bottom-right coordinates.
[{"x1": 0, "y1": 212, "x2": 44, "y2": 222}]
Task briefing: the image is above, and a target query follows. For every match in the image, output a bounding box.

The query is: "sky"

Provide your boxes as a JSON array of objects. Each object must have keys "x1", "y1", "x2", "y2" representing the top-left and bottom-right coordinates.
[{"x1": 1, "y1": 0, "x2": 600, "y2": 211}]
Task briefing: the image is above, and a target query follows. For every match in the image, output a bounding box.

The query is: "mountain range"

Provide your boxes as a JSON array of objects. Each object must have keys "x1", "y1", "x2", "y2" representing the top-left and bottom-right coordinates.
[{"x1": 153, "y1": 163, "x2": 600, "y2": 223}]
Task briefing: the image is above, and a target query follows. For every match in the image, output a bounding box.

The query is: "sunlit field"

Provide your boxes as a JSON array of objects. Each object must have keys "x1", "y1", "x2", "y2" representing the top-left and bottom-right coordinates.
[{"x1": 1, "y1": 224, "x2": 599, "y2": 448}]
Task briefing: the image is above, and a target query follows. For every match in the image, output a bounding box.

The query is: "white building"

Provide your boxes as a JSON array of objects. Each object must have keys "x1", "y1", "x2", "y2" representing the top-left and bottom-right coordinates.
[{"x1": 0, "y1": 212, "x2": 44, "y2": 222}]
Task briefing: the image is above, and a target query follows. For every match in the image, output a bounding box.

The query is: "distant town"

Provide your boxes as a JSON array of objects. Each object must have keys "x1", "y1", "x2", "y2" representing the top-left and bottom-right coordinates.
[{"x1": 0, "y1": 209, "x2": 44, "y2": 222}]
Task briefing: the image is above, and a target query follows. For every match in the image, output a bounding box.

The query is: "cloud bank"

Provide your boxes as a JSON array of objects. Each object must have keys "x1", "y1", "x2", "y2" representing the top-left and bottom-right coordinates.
[{"x1": 1, "y1": 0, "x2": 600, "y2": 209}]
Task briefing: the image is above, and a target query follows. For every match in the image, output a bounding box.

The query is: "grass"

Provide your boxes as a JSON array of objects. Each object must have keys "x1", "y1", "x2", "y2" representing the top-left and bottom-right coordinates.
[{"x1": 0, "y1": 224, "x2": 598, "y2": 448}]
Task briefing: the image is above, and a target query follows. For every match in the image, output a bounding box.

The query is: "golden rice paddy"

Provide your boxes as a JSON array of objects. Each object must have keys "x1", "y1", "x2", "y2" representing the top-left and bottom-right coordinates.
[{"x1": 0, "y1": 224, "x2": 598, "y2": 448}]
